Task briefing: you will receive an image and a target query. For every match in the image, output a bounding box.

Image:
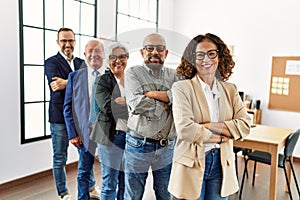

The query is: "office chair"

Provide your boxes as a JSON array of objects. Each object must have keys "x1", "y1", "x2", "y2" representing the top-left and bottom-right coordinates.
[
  {"x1": 239, "y1": 129, "x2": 300, "y2": 199},
  {"x1": 233, "y1": 147, "x2": 250, "y2": 180}
]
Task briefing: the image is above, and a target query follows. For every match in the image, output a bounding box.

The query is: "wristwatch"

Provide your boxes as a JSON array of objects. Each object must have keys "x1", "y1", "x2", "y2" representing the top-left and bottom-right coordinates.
[{"x1": 218, "y1": 135, "x2": 225, "y2": 144}]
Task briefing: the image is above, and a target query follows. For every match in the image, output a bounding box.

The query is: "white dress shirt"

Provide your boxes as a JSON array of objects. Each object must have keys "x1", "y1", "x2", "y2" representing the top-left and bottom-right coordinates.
[{"x1": 197, "y1": 76, "x2": 220, "y2": 152}]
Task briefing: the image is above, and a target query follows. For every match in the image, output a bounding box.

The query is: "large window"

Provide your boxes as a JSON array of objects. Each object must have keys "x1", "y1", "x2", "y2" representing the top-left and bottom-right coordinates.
[
  {"x1": 115, "y1": 0, "x2": 159, "y2": 68},
  {"x1": 116, "y1": 0, "x2": 158, "y2": 35},
  {"x1": 19, "y1": 0, "x2": 97, "y2": 144},
  {"x1": 115, "y1": 0, "x2": 181, "y2": 70}
]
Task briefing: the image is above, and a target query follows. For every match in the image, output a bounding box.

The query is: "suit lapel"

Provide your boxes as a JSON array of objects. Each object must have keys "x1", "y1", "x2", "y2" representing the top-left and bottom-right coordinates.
[
  {"x1": 109, "y1": 70, "x2": 122, "y2": 98},
  {"x1": 216, "y1": 81, "x2": 226, "y2": 122},
  {"x1": 190, "y1": 76, "x2": 211, "y2": 123},
  {"x1": 56, "y1": 52, "x2": 73, "y2": 73},
  {"x1": 74, "y1": 57, "x2": 84, "y2": 70},
  {"x1": 73, "y1": 67, "x2": 89, "y2": 110},
  {"x1": 56, "y1": 52, "x2": 69, "y2": 65},
  {"x1": 73, "y1": 67, "x2": 90, "y2": 149}
]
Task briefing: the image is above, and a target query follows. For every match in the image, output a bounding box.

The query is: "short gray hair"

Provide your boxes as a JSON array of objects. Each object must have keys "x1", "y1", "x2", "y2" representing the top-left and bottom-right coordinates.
[{"x1": 106, "y1": 42, "x2": 129, "y2": 58}]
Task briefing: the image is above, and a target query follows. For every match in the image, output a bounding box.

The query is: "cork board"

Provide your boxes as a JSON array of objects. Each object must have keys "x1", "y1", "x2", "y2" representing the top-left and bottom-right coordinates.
[{"x1": 268, "y1": 56, "x2": 300, "y2": 112}]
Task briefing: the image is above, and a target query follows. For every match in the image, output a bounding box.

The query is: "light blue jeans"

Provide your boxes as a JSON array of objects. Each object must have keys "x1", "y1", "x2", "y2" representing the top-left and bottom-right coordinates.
[
  {"x1": 123, "y1": 134, "x2": 174, "y2": 200},
  {"x1": 77, "y1": 147, "x2": 96, "y2": 200},
  {"x1": 50, "y1": 123, "x2": 69, "y2": 197},
  {"x1": 98, "y1": 130, "x2": 126, "y2": 200}
]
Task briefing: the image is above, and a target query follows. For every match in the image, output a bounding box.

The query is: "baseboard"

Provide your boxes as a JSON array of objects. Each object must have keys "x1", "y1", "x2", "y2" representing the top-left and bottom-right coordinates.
[
  {"x1": 294, "y1": 157, "x2": 300, "y2": 162},
  {"x1": 0, "y1": 162, "x2": 78, "y2": 192}
]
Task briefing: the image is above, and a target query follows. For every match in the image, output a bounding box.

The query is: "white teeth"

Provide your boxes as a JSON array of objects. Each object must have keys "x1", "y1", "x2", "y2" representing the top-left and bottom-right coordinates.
[{"x1": 202, "y1": 64, "x2": 212, "y2": 68}]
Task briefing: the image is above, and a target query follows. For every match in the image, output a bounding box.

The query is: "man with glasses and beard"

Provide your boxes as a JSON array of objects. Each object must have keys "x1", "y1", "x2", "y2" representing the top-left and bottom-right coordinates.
[
  {"x1": 124, "y1": 33, "x2": 178, "y2": 200},
  {"x1": 45, "y1": 27, "x2": 86, "y2": 200}
]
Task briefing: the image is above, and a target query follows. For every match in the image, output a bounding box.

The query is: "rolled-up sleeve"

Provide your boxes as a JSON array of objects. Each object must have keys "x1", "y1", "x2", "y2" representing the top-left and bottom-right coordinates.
[{"x1": 224, "y1": 84, "x2": 251, "y2": 140}]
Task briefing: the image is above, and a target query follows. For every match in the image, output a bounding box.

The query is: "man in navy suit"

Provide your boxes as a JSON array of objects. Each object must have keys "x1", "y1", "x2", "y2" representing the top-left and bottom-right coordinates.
[
  {"x1": 64, "y1": 39, "x2": 105, "y2": 200},
  {"x1": 45, "y1": 27, "x2": 83, "y2": 200},
  {"x1": 45, "y1": 28, "x2": 99, "y2": 200}
]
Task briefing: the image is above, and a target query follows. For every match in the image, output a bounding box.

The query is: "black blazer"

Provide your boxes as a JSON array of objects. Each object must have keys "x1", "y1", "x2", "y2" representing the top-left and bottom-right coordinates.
[
  {"x1": 45, "y1": 52, "x2": 84, "y2": 123},
  {"x1": 90, "y1": 69, "x2": 128, "y2": 145}
]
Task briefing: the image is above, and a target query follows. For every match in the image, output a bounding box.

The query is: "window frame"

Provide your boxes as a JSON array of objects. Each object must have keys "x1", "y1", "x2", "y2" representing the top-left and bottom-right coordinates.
[
  {"x1": 19, "y1": 0, "x2": 98, "y2": 144},
  {"x1": 115, "y1": 0, "x2": 159, "y2": 40}
]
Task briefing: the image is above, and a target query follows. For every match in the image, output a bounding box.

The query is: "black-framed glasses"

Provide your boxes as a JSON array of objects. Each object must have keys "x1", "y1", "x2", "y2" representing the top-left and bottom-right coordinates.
[
  {"x1": 109, "y1": 54, "x2": 129, "y2": 61},
  {"x1": 194, "y1": 49, "x2": 219, "y2": 60},
  {"x1": 59, "y1": 39, "x2": 75, "y2": 44},
  {"x1": 143, "y1": 45, "x2": 166, "y2": 52}
]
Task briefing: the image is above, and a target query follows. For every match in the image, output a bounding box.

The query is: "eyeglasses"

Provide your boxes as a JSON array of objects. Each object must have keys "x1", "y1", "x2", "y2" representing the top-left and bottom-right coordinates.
[
  {"x1": 194, "y1": 49, "x2": 219, "y2": 60},
  {"x1": 143, "y1": 45, "x2": 166, "y2": 52},
  {"x1": 59, "y1": 39, "x2": 75, "y2": 44},
  {"x1": 109, "y1": 54, "x2": 129, "y2": 61}
]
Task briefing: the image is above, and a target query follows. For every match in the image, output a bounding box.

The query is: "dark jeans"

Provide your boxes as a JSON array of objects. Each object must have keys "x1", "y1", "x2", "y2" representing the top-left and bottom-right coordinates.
[
  {"x1": 177, "y1": 148, "x2": 227, "y2": 200},
  {"x1": 77, "y1": 147, "x2": 96, "y2": 200},
  {"x1": 199, "y1": 148, "x2": 227, "y2": 200}
]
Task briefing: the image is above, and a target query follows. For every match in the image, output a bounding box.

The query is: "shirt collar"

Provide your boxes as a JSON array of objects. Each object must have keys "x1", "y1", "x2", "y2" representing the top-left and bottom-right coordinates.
[
  {"x1": 197, "y1": 76, "x2": 219, "y2": 96},
  {"x1": 59, "y1": 51, "x2": 73, "y2": 62},
  {"x1": 87, "y1": 65, "x2": 102, "y2": 76},
  {"x1": 86, "y1": 61, "x2": 104, "y2": 76}
]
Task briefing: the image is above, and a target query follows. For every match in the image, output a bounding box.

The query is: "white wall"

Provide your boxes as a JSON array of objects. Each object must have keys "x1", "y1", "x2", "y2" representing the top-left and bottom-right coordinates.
[
  {"x1": 0, "y1": 0, "x2": 176, "y2": 185},
  {"x1": 1, "y1": 0, "x2": 299, "y2": 185},
  {"x1": 0, "y1": 0, "x2": 118, "y2": 185},
  {"x1": 170, "y1": 0, "x2": 300, "y2": 156},
  {"x1": 0, "y1": 0, "x2": 76, "y2": 184}
]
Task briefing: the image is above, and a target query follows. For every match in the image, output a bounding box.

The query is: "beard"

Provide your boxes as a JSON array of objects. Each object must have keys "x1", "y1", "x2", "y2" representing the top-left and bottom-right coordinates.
[
  {"x1": 63, "y1": 47, "x2": 74, "y2": 58},
  {"x1": 145, "y1": 54, "x2": 164, "y2": 71}
]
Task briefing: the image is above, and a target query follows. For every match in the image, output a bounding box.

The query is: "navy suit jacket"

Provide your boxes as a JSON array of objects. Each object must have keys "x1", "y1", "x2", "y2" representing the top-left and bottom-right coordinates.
[
  {"x1": 45, "y1": 52, "x2": 84, "y2": 123},
  {"x1": 64, "y1": 66, "x2": 96, "y2": 152}
]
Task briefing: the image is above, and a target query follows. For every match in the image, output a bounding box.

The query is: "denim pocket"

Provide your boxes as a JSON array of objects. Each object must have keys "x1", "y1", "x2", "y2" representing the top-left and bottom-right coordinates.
[{"x1": 126, "y1": 135, "x2": 143, "y2": 148}]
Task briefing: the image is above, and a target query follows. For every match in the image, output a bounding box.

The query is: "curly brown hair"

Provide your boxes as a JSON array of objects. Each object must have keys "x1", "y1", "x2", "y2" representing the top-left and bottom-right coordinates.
[{"x1": 176, "y1": 33, "x2": 235, "y2": 81}]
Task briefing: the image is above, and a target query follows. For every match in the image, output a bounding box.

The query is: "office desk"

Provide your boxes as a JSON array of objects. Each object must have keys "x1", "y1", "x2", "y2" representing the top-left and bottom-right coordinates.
[{"x1": 234, "y1": 125, "x2": 293, "y2": 200}]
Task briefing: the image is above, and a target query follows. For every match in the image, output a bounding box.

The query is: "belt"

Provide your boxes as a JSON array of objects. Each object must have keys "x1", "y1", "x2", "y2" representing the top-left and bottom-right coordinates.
[
  {"x1": 127, "y1": 129, "x2": 173, "y2": 147},
  {"x1": 143, "y1": 137, "x2": 170, "y2": 146}
]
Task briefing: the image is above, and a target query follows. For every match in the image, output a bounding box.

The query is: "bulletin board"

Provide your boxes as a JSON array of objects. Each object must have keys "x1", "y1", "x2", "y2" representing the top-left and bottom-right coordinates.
[{"x1": 268, "y1": 56, "x2": 300, "y2": 112}]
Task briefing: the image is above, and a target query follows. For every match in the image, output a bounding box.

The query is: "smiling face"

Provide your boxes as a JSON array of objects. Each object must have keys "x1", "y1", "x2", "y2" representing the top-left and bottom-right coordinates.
[
  {"x1": 109, "y1": 47, "x2": 128, "y2": 77},
  {"x1": 84, "y1": 40, "x2": 104, "y2": 70},
  {"x1": 195, "y1": 39, "x2": 219, "y2": 81},
  {"x1": 57, "y1": 30, "x2": 75, "y2": 59},
  {"x1": 140, "y1": 34, "x2": 168, "y2": 71}
]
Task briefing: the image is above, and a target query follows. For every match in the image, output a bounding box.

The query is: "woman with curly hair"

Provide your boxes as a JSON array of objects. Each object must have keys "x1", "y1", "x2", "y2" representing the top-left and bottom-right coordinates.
[{"x1": 168, "y1": 33, "x2": 251, "y2": 200}]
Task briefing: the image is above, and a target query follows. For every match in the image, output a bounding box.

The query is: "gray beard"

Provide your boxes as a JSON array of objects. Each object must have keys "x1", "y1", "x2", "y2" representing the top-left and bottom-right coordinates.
[{"x1": 146, "y1": 63, "x2": 163, "y2": 72}]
